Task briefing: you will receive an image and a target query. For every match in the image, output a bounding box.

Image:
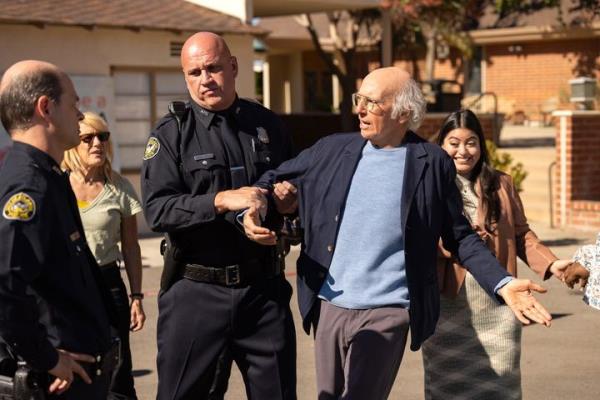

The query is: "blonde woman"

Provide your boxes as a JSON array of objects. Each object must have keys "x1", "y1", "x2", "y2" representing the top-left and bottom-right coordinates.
[{"x1": 62, "y1": 112, "x2": 145, "y2": 400}]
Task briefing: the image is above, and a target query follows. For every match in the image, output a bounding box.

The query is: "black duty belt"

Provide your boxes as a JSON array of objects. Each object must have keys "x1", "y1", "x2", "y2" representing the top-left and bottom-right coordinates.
[{"x1": 181, "y1": 259, "x2": 282, "y2": 287}]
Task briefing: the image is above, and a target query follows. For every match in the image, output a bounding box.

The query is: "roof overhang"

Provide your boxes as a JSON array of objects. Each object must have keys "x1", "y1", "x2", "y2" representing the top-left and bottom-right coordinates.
[
  {"x1": 470, "y1": 21, "x2": 600, "y2": 44},
  {"x1": 253, "y1": 0, "x2": 380, "y2": 17}
]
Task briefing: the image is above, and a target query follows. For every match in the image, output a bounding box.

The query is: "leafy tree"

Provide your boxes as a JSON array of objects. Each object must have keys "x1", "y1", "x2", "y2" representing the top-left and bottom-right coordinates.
[
  {"x1": 383, "y1": 0, "x2": 562, "y2": 80},
  {"x1": 296, "y1": 10, "x2": 380, "y2": 131},
  {"x1": 383, "y1": 0, "x2": 476, "y2": 81},
  {"x1": 296, "y1": 0, "x2": 596, "y2": 129}
]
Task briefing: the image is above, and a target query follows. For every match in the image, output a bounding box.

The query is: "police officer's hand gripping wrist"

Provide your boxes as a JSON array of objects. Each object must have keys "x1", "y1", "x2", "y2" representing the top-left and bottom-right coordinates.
[{"x1": 214, "y1": 187, "x2": 269, "y2": 214}]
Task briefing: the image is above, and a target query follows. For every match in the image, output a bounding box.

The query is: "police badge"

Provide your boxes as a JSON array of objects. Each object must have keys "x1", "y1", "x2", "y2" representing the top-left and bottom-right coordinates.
[
  {"x1": 3, "y1": 192, "x2": 36, "y2": 221},
  {"x1": 256, "y1": 127, "x2": 270, "y2": 144}
]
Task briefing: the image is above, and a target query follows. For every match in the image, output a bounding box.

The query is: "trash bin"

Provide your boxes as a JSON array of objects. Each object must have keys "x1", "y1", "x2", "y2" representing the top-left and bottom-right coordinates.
[{"x1": 420, "y1": 80, "x2": 463, "y2": 112}]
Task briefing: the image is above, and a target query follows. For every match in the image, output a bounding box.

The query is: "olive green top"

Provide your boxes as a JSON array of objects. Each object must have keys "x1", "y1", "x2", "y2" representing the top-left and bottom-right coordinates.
[{"x1": 78, "y1": 174, "x2": 142, "y2": 266}]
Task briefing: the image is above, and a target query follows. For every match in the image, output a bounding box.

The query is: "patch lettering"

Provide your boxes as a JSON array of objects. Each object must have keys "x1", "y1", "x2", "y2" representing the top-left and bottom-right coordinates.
[
  {"x1": 143, "y1": 137, "x2": 160, "y2": 160},
  {"x1": 3, "y1": 192, "x2": 36, "y2": 221}
]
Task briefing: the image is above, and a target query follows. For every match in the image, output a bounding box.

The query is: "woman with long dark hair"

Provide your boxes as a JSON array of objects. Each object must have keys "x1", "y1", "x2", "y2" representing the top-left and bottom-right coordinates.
[{"x1": 421, "y1": 109, "x2": 576, "y2": 399}]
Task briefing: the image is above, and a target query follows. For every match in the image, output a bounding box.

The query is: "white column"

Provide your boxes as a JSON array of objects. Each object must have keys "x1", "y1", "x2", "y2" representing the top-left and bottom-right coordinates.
[
  {"x1": 262, "y1": 59, "x2": 271, "y2": 109},
  {"x1": 284, "y1": 80, "x2": 292, "y2": 114},
  {"x1": 332, "y1": 74, "x2": 340, "y2": 113}
]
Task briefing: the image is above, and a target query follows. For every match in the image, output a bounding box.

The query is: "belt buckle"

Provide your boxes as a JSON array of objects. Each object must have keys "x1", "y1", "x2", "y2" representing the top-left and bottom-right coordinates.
[{"x1": 225, "y1": 265, "x2": 241, "y2": 286}]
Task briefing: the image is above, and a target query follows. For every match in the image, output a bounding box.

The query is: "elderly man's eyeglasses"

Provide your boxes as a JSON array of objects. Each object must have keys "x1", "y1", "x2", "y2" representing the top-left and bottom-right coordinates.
[
  {"x1": 351, "y1": 93, "x2": 385, "y2": 114},
  {"x1": 80, "y1": 131, "x2": 110, "y2": 144}
]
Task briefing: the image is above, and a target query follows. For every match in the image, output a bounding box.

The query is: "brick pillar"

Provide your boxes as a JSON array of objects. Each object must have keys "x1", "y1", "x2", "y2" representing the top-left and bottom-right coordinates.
[{"x1": 553, "y1": 111, "x2": 600, "y2": 231}]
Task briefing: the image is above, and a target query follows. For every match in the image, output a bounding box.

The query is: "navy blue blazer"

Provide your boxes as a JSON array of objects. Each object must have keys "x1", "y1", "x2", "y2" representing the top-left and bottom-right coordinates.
[{"x1": 257, "y1": 131, "x2": 510, "y2": 350}]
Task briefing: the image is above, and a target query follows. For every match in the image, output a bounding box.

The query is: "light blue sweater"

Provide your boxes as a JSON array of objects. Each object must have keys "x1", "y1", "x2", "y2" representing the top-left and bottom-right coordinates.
[{"x1": 318, "y1": 141, "x2": 410, "y2": 309}]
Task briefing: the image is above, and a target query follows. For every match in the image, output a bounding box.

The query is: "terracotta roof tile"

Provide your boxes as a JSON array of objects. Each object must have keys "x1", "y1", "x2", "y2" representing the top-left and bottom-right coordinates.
[{"x1": 0, "y1": 0, "x2": 265, "y2": 35}]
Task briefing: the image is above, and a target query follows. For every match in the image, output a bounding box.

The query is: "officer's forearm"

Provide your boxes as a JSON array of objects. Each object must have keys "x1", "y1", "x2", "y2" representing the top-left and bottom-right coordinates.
[
  {"x1": 214, "y1": 190, "x2": 230, "y2": 214},
  {"x1": 144, "y1": 192, "x2": 218, "y2": 232}
]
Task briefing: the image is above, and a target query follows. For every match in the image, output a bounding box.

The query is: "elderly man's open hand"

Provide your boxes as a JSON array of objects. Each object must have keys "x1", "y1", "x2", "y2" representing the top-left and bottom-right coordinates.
[{"x1": 497, "y1": 279, "x2": 552, "y2": 327}]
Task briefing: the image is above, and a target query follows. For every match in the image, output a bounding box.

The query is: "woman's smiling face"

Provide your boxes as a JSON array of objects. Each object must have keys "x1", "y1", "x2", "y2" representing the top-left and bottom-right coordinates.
[{"x1": 441, "y1": 128, "x2": 481, "y2": 176}]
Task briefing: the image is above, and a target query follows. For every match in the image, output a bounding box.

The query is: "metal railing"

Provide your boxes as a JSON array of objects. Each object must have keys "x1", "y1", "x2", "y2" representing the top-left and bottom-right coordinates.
[
  {"x1": 466, "y1": 92, "x2": 500, "y2": 145},
  {"x1": 549, "y1": 161, "x2": 557, "y2": 228}
]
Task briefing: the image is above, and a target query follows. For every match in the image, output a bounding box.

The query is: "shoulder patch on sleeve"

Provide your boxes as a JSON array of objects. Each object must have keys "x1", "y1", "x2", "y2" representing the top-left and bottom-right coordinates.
[
  {"x1": 143, "y1": 137, "x2": 161, "y2": 160},
  {"x1": 3, "y1": 192, "x2": 36, "y2": 221}
]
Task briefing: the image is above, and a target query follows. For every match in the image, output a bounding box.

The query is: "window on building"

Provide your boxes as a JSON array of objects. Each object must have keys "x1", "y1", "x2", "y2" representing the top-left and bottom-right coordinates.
[
  {"x1": 465, "y1": 46, "x2": 482, "y2": 95},
  {"x1": 113, "y1": 69, "x2": 188, "y2": 170}
]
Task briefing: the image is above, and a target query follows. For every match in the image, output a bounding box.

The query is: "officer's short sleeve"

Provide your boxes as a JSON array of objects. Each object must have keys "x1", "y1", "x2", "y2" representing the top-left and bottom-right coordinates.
[
  {"x1": 141, "y1": 119, "x2": 218, "y2": 232},
  {"x1": 0, "y1": 184, "x2": 59, "y2": 371}
]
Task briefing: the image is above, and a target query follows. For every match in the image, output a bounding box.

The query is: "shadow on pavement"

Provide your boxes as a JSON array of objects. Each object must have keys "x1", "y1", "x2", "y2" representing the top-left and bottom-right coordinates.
[
  {"x1": 541, "y1": 238, "x2": 586, "y2": 247},
  {"x1": 132, "y1": 369, "x2": 153, "y2": 377},
  {"x1": 523, "y1": 313, "x2": 571, "y2": 328}
]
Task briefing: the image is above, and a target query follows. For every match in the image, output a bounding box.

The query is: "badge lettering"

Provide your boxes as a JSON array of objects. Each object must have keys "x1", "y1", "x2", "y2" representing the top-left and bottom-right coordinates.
[{"x1": 257, "y1": 127, "x2": 270, "y2": 144}]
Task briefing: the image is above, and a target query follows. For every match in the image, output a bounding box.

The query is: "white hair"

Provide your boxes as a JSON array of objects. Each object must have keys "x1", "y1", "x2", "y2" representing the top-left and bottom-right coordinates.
[{"x1": 391, "y1": 78, "x2": 427, "y2": 131}]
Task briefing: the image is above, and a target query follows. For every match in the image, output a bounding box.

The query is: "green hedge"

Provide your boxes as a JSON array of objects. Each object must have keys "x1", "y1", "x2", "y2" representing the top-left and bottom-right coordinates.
[{"x1": 486, "y1": 140, "x2": 528, "y2": 192}]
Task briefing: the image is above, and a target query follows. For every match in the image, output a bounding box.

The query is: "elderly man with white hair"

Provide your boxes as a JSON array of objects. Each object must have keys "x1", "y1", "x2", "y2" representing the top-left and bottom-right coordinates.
[{"x1": 244, "y1": 67, "x2": 553, "y2": 400}]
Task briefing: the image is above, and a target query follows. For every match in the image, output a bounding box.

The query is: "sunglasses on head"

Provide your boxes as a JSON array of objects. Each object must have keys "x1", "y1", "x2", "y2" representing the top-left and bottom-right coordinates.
[{"x1": 80, "y1": 131, "x2": 110, "y2": 144}]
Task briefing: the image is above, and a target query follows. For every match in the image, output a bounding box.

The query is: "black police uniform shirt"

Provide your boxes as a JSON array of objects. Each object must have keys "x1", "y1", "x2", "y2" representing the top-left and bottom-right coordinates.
[
  {"x1": 0, "y1": 142, "x2": 112, "y2": 371},
  {"x1": 141, "y1": 97, "x2": 294, "y2": 266}
]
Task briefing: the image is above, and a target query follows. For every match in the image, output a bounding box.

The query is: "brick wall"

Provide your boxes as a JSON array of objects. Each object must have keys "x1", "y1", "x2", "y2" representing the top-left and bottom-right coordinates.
[
  {"x1": 392, "y1": 48, "x2": 465, "y2": 83},
  {"x1": 303, "y1": 37, "x2": 598, "y2": 122},
  {"x1": 485, "y1": 38, "x2": 600, "y2": 121},
  {"x1": 552, "y1": 111, "x2": 600, "y2": 231}
]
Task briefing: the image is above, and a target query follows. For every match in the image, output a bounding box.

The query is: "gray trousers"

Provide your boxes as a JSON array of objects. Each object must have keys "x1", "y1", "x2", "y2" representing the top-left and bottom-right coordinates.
[{"x1": 315, "y1": 301, "x2": 410, "y2": 400}]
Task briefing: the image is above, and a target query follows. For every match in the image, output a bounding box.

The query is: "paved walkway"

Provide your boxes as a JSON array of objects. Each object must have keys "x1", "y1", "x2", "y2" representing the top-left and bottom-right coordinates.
[{"x1": 129, "y1": 222, "x2": 600, "y2": 399}]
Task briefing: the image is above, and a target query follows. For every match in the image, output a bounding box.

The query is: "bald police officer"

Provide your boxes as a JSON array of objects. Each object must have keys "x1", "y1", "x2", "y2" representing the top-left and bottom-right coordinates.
[
  {"x1": 141, "y1": 32, "x2": 296, "y2": 399},
  {"x1": 0, "y1": 60, "x2": 117, "y2": 399}
]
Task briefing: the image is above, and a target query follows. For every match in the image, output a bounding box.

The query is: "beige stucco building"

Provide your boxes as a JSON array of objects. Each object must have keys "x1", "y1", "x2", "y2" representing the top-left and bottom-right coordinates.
[
  {"x1": 0, "y1": 0, "x2": 265, "y2": 167},
  {"x1": 0, "y1": 0, "x2": 382, "y2": 165}
]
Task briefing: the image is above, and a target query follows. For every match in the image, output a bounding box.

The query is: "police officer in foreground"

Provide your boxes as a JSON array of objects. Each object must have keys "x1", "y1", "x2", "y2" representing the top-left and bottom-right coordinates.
[
  {"x1": 141, "y1": 32, "x2": 297, "y2": 399},
  {"x1": 0, "y1": 60, "x2": 118, "y2": 399}
]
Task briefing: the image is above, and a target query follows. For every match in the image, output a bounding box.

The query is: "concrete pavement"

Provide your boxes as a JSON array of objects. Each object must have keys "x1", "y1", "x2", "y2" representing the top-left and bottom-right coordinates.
[{"x1": 127, "y1": 222, "x2": 600, "y2": 399}]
